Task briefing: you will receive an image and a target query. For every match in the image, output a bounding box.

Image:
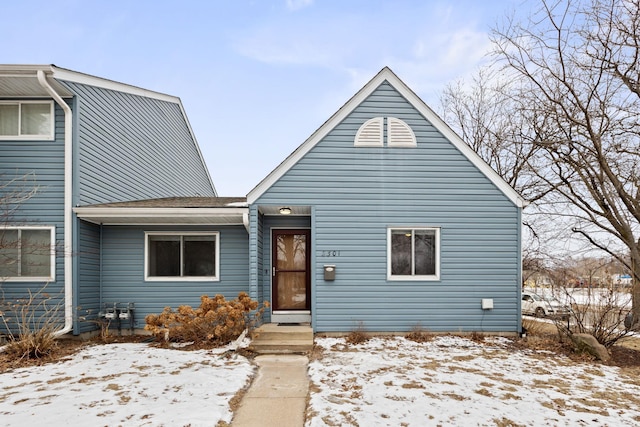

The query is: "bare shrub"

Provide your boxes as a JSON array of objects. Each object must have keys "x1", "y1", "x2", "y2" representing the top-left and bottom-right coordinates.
[
  {"x1": 469, "y1": 331, "x2": 485, "y2": 343},
  {"x1": 406, "y1": 323, "x2": 433, "y2": 343},
  {"x1": 522, "y1": 317, "x2": 552, "y2": 336},
  {"x1": 559, "y1": 287, "x2": 635, "y2": 348},
  {"x1": 144, "y1": 292, "x2": 267, "y2": 345},
  {"x1": 0, "y1": 286, "x2": 62, "y2": 360},
  {"x1": 345, "y1": 322, "x2": 368, "y2": 345}
]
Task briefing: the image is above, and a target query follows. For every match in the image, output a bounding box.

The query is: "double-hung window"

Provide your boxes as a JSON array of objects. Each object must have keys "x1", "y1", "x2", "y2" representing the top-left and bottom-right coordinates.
[
  {"x1": 0, "y1": 101, "x2": 54, "y2": 140},
  {"x1": 388, "y1": 227, "x2": 440, "y2": 280},
  {"x1": 145, "y1": 232, "x2": 219, "y2": 281},
  {"x1": 0, "y1": 226, "x2": 55, "y2": 281}
]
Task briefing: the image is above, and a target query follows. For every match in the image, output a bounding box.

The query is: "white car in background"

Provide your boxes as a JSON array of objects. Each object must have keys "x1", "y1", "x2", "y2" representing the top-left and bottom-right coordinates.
[{"x1": 521, "y1": 291, "x2": 571, "y2": 319}]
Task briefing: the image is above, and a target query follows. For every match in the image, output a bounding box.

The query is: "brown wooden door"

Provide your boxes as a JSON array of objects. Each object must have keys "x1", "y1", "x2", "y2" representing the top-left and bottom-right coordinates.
[{"x1": 272, "y1": 229, "x2": 310, "y2": 311}]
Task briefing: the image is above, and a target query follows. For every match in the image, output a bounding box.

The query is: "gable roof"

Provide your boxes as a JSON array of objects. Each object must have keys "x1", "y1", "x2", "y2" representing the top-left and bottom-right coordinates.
[
  {"x1": 0, "y1": 64, "x2": 216, "y2": 196},
  {"x1": 247, "y1": 67, "x2": 526, "y2": 208}
]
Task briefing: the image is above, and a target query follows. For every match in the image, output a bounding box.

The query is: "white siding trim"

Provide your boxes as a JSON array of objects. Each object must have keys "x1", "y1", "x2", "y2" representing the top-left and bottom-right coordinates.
[
  {"x1": 247, "y1": 67, "x2": 526, "y2": 207},
  {"x1": 354, "y1": 117, "x2": 384, "y2": 147},
  {"x1": 51, "y1": 66, "x2": 180, "y2": 104},
  {"x1": 387, "y1": 117, "x2": 416, "y2": 147}
]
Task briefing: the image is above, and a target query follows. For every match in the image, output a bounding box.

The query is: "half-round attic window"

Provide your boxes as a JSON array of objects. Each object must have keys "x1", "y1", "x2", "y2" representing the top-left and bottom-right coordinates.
[
  {"x1": 387, "y1": 117, "x2": 416, "y2": 147},
  {"x1": 354, "y1": 117, "x2": 383, "y2": 147}
]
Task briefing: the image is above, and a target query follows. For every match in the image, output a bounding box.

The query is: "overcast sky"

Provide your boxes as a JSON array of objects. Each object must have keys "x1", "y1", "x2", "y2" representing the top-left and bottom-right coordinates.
[{"x1": 3, "y1": 0, "x2": 524, "y2": 196}]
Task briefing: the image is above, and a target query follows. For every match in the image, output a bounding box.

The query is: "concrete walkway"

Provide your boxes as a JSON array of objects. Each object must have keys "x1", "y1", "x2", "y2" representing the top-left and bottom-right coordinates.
[{"x1": 231, "y1": 355, "x2": 309, "y2": 427}]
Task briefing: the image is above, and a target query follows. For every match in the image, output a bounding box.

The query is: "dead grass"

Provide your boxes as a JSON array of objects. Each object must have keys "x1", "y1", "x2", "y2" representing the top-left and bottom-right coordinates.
[
  {"x1": 405, "y1": 324, "x2": 433, "y2": 343},
  {"x1": 469, "y1": 331, "x2": 486, "y2": 342},
  {"x1": 520, "y1": 317, "x2": 640, "y2": 368},
  {"x1": 345, "y1": 323, "x2": 369, "y2": 345}
]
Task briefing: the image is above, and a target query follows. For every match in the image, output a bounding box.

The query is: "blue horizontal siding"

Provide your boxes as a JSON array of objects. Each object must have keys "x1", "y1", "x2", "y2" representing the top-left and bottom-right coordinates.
[
  {"x1": 0, "y1": 101, "x2": 67, "y2": 333},
  {"x1": 255, "y1": 82, "x2": 520, "y2": 333},
  {"x1": 99, "y1": 225, "x2": 250, "y2": 329},
  {"x1": 59, "y1": 80, "x2": 215, "y2": 205}
]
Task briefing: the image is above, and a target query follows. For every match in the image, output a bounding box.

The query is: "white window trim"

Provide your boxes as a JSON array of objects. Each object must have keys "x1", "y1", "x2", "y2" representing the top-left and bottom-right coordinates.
[
  {"x1": 387, "y1": 226, "x2": 440, "y2": 281},
  {"x1": 0, "y1": 225, "x2": 56, "y2": 282},
  {"x1": 144, "y1": 231, "x2": 220, "y2": 282},
  {"x1": 0, "y1": 100, "x2": 55, "y2": 141}
]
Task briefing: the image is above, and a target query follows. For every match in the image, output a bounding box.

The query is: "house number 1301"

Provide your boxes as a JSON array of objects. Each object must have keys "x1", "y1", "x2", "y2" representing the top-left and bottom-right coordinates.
[{"x1": 321, "y1": 250, "x2": 340, "y2": 257}]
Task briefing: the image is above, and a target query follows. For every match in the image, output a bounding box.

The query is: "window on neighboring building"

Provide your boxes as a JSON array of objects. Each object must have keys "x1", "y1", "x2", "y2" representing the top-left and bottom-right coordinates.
[
  {"x1": 0, "y1": 101, "x2": 54, "y2": 139},
  {"x1": 0, "y1": 226, "x2": 55, "y2": 281},
  {"x1": 145, "y1": 232, "x2": 219, "y2": 281},
  {"x1": 388, "y1": 227, "x2": 440, "y2": 280}
]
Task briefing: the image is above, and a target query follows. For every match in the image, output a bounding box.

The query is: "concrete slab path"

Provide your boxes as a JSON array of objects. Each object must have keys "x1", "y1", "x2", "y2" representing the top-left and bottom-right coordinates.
[{"x1": 231, "y1": 354, "x2": 309, "y2": 427}]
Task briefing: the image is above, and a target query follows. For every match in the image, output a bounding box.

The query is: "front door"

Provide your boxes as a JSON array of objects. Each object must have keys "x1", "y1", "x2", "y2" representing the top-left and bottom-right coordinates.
[{"x1": 272, "y1": 229, "x2": 310, "y2": 312}]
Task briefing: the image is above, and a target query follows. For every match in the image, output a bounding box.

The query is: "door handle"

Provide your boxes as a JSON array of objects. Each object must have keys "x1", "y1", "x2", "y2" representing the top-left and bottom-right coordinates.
[{"x1": 273, "y1": 267, "x2": 276, "y2": 277}]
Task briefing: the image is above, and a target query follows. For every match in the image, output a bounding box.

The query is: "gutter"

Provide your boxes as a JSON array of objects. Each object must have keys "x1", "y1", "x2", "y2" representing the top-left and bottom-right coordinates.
[{"x1": 37, "y1": 69, "x2": 74, "y2": 337}]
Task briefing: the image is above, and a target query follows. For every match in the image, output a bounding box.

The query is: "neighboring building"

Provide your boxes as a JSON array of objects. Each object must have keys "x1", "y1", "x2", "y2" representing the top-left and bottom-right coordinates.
[
  {"x1": 2, "y1": 66, "x2": 525, "y2": 335},
  {"x1": 523, "y1": 271, "x2": 554, "y2": 288},
  {"x1": 613, "y1": 274, "x2": 632, "y2": 287},
  {"x1": 0, "y1": 65, "x2": 215, "y2": 335}
]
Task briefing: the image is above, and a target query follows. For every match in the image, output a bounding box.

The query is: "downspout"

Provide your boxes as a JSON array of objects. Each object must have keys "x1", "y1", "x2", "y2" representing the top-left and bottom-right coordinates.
[{"x1": 37, "y1": 70, "x2": 73, "y2": 337}]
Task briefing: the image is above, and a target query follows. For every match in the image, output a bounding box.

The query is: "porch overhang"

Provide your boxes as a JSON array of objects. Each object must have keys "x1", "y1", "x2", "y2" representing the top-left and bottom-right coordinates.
[
  {"x1": 74, "y1": 206, "x2": 248, "y2": 226},
  {"x1": 257, "y1": 205, "x2": 311, "y2": 216},
  {"x1": 73, "y1": 196, "x2": 249, "y2": 227}
]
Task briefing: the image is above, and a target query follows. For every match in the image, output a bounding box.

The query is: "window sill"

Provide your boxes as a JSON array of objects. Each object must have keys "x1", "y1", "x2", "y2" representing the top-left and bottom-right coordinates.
[
  {"x1": 0, "y1": 135, "x2": 54, "y2": 141},
  {"x1": 1, "y1": 277, "x2": 55, "y2": 283},
  {"x1": 145, "y1": 276, "x2": 220, "y2": 282},
  {"x1": 387, "y1": 275, "x2": 440, "y2": 281}
]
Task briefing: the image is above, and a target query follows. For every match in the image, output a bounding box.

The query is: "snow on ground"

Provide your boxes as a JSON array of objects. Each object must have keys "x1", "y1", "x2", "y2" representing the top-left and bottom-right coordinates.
[
  {"x1": 307, "y1": 336, "x2": 640, "y2": 427},
  {"x1": 0, "y1": 343, "x2": 254, "y2": 426},
  {"x1": 2, "y1": 335, "x2": 640, "y2": 427}
]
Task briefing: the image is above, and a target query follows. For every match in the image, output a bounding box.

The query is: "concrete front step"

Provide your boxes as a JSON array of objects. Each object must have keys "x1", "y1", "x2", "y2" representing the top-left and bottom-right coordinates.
[{"x1": 250, "y1": 324, "x2": 314, "y2": 354}]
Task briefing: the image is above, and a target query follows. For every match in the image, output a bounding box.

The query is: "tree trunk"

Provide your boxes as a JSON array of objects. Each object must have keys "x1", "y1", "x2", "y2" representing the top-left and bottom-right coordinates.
[{"x1": 632, "y1": 245, "x2": 640, "y2": 328}]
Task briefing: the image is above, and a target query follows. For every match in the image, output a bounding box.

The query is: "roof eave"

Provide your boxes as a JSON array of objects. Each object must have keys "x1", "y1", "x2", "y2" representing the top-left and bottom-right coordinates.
[{"x1": 73, "y1": 206, "x2": 249, "y2": 226}]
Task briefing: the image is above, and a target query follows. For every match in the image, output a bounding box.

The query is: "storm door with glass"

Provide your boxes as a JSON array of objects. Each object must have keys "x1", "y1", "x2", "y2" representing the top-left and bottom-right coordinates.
[{"x1": 272, "y1": 229, "x2": 310, "y2": 311}]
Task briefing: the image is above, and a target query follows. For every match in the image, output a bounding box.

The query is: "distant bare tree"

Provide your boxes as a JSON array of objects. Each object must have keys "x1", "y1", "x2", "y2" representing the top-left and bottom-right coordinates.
[
  {"x1": 440, "y1": 69, "x2": 551, "y2": 206},
  {"x1": 442, "y1": 0, "x2": 640, "y2": 325}
]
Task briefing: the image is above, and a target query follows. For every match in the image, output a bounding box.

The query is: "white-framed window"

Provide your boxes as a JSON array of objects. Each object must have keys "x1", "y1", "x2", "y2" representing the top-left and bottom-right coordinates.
[
  {"x1": 144, "y1": 232, "x2": 220, "y2": 281},
  {"x1": 387, "y1": 227, "x2": 440, "y2": 281},
  {"x1": 0, "y1": 226, "x2": 56, "y2": 281},
  {"x1": 0, "y1": 101, "x2": 54, "y2": 140}
]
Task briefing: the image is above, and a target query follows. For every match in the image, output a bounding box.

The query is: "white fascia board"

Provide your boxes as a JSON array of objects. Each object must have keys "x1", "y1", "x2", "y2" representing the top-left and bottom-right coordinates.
[
  {"x1": 247, "y1": 67, "x2": 527, "y2": 208},
  {"x1": 50, "y1": 65, "x2": 180, "y2": 104},
  {"x1": 74, "y1": 206, "x2": 249, "y2": 224}
]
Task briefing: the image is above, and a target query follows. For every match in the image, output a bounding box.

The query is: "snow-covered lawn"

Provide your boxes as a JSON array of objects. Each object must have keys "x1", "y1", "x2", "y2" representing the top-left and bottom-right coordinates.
[
  {"x1": 307, "y1": 336, "x2": 640, "y2": 426},
  {"x1": 0, "y1": 343, "x2": 254, "y2": 426},
  {"x1": 2, "y1": 335, "x2": 640, "y2": 427}
]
